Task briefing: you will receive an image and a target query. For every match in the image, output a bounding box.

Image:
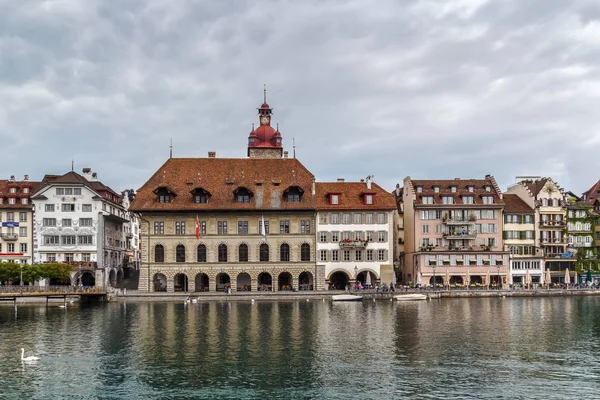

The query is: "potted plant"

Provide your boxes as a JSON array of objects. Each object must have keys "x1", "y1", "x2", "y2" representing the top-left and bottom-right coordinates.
[{"x1": 469, "y1": 214, "x2": 476, "y2": 221}]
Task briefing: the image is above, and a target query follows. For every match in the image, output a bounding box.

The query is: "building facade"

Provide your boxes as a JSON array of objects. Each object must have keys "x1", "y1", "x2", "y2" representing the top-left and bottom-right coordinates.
[
  {"x1": 315, "y1": 177, "x2": 396, "y2": 290},
  {"x1": 502, "y1": 194, "x2": 544, "y2": 285},
  {"x1": 31, "y1": 169, "x2": 130, "y2": 287},
  {"x1": 0, "y1": 176, "x2": 37, "y2": 265},
  {"x1": 402, "y1": 176, "x2": 510, "y2": 287},
  {"x1": 131, "y1": 98, "x2": 323, "y2": 292}
]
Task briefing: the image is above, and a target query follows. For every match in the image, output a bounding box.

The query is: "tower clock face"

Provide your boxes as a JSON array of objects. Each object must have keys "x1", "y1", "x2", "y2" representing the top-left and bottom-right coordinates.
[{"x1": 261, "y1": 116, "x2": 269, "y2": 125}]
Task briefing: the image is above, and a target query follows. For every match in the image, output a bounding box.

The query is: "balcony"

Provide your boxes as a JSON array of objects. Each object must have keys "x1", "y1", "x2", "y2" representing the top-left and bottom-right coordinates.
[
  {"x1": 442, "y1": 231, "x2": 476, "y2": 240},
  {"x1": 539, "y1": 220, "x2": 566, "y2": 227},
  {"x1": 540, "y1": 237, "x2": 567, "y2": 245},
  {"x1": 339, "y1": 239, "x2": 369, "y2": 249},
  {"x1": 443, "y1": 217, "x2": 476, "y2": 225},
  {"x1": 0, "y1": 233, "x2": 18, "y2": 241},
  {"x1": 571, "y1": 242, "x2": 592, "y2": 248}
]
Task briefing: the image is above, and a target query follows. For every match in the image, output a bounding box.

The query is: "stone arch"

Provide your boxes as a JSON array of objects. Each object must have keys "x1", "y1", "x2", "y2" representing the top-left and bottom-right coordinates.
[
  {"x1": 216, "y1": 272, "x2": 231, "y2": 291},
  {"x1": 327, "y1": 269, "x2": 351, "y2": 290},
  {"x1": 174, "y1": 273, "x2": 189, "y2": 292},
  {"x1": 79, "y1": 271, "x2": 95, "y2": 287},
  {"x1": 450, "y1": 276, "x2": 463, "y2": 285},
  {"x1": 194, "y1": 273, "x2": 209, "y2": 292},
  {"x1": 153, "y1": 273, "x2": 167, "y2": 292},
  {"x1": 278, "y1": 271, "x2": 293, "y2": 291},
  {"x1": 116, "y1": 269, "x2": 124, "y2": 288},
  {"x1": 257, "y1": 272, "x2": 273, "y2": 291},
  {"x1": 298, "y1": 271, "x2": 314, "y2": 290},
  {"x1": 109, "y1": 269, "x2": 117, "y2": 287},
  {"x1": 237, "y1": 272, "x2": 252, "y2": 291}
]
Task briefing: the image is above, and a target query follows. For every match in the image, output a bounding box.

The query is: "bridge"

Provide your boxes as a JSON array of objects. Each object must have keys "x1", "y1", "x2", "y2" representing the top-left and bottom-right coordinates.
[{"x1": 0, "y1": 286, "x2": 107, "y2": 307}]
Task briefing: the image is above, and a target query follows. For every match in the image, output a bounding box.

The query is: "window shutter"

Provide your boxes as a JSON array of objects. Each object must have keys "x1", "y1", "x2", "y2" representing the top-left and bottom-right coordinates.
[{"x1": 503, "y1": 231, "x2": 507, "y2": 240}]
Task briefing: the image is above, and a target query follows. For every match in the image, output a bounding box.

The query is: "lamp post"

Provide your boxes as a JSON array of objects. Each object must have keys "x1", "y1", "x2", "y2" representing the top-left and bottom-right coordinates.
[
  {"x1": 432, "y1": 265, "x2": 436, "y2": 291},
  {"x1": 497, "y1": 265, "x2": 500, "y2": 290},
  {"x1": 78, "y1": 264, "x2": 82, "y2": 288},
  {"x1": 354, "y1": 265, "x2": 358, "y2": 290}
]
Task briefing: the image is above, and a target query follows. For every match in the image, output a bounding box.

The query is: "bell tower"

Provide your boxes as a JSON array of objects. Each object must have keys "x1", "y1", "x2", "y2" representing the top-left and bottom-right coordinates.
[{"x1": 247, "y1": 87, "x2": 283, "y2": 159}]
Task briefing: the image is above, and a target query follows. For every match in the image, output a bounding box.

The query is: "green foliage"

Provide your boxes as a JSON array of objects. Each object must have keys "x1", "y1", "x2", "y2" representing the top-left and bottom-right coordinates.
[{"x1": 0, "y1": 263, "x2": 72, "y2": 284}]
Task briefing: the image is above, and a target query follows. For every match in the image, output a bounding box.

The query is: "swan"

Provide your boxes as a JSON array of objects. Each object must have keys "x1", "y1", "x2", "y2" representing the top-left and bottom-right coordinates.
[
  {"x1": 21, "y1": 348, "x2": 39, "y2": 361},
  {"x1": 251, "y1": 299, "x2": 255, "y2": 303},
  {"x1": 58, "y1": 305, "x2": 66, "y2": 308},
  {"x1": 191, "y1": 299, "x2": 198, "y2": 304},
  {"x1": 306, "y1": 299, "x2": 309, "y2": 302}
]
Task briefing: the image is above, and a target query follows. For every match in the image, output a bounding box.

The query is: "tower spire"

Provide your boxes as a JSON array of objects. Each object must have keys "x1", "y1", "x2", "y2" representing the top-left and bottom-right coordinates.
[
  {"x1": 293, "y1": 138, "x2": 296, "y2": 159},
  {"x1": 170, "y1": 138, "x2": 173, "y2": 159},
  {"x1": 263, "y1": 84, "x2": 267, "y2": 104}
]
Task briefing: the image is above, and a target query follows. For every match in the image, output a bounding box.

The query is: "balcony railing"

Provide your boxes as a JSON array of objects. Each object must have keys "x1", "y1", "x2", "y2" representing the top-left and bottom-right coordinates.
[
  {"x1": 0, "y1": 233, "x2": 19, "y2": 241},
  {"x1": 339, "y1": 239, "x2": 369, "y2": 248},
  {"x1": 539, "y1": 220, "x2": 566, "y2": 227},
  {"x1": 540, "y1": 238, "x2": 567, "y2": 244},
  {"x1": 40, "y1": 261, "x2": 98, "y2": 269},
  {"x1": 443, "y1": 217, "x2": 476, "y2": 225},
  {"x1": 442, "y1": 231, "x2": 476, "y2": 239},
  {"x1": 571, "y1": 242, "x2": 592, "y2": 248}
]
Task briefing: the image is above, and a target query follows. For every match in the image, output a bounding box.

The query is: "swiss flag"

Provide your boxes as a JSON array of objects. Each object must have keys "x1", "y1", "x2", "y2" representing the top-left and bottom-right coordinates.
[{"x1": 195, "y1": 215, "x2": 200, "y2": 240}]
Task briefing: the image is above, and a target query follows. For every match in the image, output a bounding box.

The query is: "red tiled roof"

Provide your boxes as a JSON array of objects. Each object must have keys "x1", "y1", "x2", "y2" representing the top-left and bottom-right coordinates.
[
  {"x1": 35, "y1": 171, "x2": 122, "y2": 205},
  {"x1": 503, "y1": 194, "x2": 533, "y2": 213},
  {"x1": 130, "y1": 157, "x2": 316, "y2": 212},
  {"x1": 410, "y1": 178, "x2": 504, "y2": 206},
  {"x1": 0, "y1": 179, "x2": 40, "y2": 209},
  {"x1": 315, "y1": 182, "x2": 396, "y2": 210},
  {"x1": 523, "y1": 178, "x2": 548, "y2": 196},
  {"x1": 582, "y1": 180, "x2": 600, "y2": 205}
]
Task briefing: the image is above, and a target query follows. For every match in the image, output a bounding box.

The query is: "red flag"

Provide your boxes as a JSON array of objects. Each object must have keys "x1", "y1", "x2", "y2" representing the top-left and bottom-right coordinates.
[{"x1": 195, "y1": 215, "x2": 200, "y2": 240}]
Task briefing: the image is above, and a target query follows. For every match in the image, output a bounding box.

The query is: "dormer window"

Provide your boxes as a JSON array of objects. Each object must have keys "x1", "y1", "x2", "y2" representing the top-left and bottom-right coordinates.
[
  {"x1": 422, "y1": 196, "x2": 434, "y2": 205},
  {"x1": 21, "y1": 198, "x2": 28, "y2": 204},
  {"x1": 450, "y1": 186, "x2": 457, "y2": 193},
  {"x1": 153, "y1": 187, "x2": 176, "y2": 204},
  {"x1": 284, "y1": 186, "x2": 304, "y2": 203},
  {"x1": 9, "y1": 188, "x2": 16, "y2": 194},
  {"x1": 416, "y1": 187, "x2": 423, "y2": 193},
  {"x1": 442, "y1": 196, "x2": 454, "y2": 204},
  {"x1": 485, "y1": 186, "x2": 491, "y2": 192},
  {"x1": 462, "y1": 196, "x2": 474, "y2": 204},
  {"x1": 190, "y1": 187, "x2": 211, "y2": 204},
  {"x1": 234, "y1": 187, "x2": 253, "y2": 204},
  {"x1": 330, "y1": 194, "x2": 340, "y2": 205},
  {"x1": 365, "y1": 194, "x2": 374, "y2": 205},
  {"x1": 468, "y1": 186, "x2": 474, "y2": 192},
  {"x1": 482, "y1": 196, "x2": 494, "y2": 204}
]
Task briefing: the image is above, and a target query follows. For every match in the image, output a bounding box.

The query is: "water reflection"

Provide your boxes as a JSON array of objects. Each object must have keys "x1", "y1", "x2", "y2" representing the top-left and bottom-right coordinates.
[{"x1": 1, "y1": 298, "x2": 600, "y2": 399}]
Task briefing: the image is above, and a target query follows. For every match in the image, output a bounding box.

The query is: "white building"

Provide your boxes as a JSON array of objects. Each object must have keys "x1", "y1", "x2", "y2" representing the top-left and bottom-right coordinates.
[
  {"x1": 32, "y1": 169, "x2": 130, "y2": 287},
  {"x1": 315, "y1": 177, "x2": 397, "y2": 290}
]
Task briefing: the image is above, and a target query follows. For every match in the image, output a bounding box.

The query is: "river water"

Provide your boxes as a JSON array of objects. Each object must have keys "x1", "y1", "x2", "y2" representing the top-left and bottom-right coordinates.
[{"x1": 1, "y1": 297, "x2": 600, "y2": 399}]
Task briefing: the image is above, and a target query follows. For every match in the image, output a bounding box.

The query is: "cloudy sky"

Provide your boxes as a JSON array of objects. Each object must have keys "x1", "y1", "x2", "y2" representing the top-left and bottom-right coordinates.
[{"x1": 1, "y1": 0, "x2": 599, "y2": 195}]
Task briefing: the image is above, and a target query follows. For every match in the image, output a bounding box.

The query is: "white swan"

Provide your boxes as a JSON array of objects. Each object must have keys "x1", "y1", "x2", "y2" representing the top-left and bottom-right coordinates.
[
  {"x1": 58, "y1": 305, "x2": 66, "y2": 308},
  {"x1": 251, "y1": 299, "x2": 255, "y2": 303},
  {"x1": 21, "y1": 348, "x2": 39, "y2": 361},
  {"x1": 191, "y1": 298, "x2": 198, "y2": 304}
]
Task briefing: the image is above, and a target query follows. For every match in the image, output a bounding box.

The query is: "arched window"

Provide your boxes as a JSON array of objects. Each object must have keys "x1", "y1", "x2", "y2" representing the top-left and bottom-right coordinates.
[
  {"x1": 197, "y1": 244, "x2": 207, "y2": 262},
  {"x1": 260, "y1": 243, "x2": 269, "y2": 262},
  {"x1": 280, "y1": 243, "x2": 290, "y2": 262},
  {"x1": 176, "y1": 245, "x2": 186, "y2": 262},
  {"x1": 218, "y1": 244, "x2": 228, "y2": 262},
  {"x1": 239, "y1": 244, "x2": 248, "y2": 262},
  {"x1": 155, "y1": 244, "x2": 164, "y2": 262},
  {"x1": 301, "y1": 243, "x2": 310, "y2": 262}
]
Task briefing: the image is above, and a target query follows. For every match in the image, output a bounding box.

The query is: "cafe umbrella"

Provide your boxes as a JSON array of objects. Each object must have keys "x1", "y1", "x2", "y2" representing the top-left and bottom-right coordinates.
[
  {"x1": 545, "y1": 268, "x2": 552, "y2": 287},
  {"x1": 587, "y1": 269, "x2": 593, "y2": 285},
  {"x1": 565, "y1": 268, "x2": 571, "y2": 286},
  {"x1": 486, "y1": 269, "x2": 491, "y2": 288}
]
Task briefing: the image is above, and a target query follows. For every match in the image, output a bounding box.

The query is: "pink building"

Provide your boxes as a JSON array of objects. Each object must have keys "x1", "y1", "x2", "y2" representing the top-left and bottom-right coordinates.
[{"x1": 401, "y1": 176, "x2": 509, "y2": 287}]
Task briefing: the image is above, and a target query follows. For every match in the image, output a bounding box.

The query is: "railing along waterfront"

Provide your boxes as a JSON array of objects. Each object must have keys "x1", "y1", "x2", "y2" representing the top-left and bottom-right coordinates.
[{"x1": 0, "y1": 285, "x2": 104, "y2": 294}]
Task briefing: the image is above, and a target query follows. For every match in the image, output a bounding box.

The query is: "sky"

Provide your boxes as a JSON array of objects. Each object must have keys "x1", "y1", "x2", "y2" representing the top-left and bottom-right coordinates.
[{"x1": 1, "y1": 0, "x2": 599, "y2": 195}]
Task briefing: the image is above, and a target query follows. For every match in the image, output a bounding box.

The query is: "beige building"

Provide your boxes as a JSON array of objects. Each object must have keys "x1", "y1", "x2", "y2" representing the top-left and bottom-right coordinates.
[
  {"x1": 0, "y1": 175, "x2": 37, "y2": 266},
  {"x1": 131, "y1": 97, "x2": 323, "y2": 292}
]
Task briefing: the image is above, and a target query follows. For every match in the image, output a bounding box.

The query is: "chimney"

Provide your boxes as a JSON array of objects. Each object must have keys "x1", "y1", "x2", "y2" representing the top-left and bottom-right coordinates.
[
  {"x1": 337, "y1": 178, "x2": 345, "y2": 182},
  {"x1": 485, "y1": 174, "x2": 491, "y2": 179},
  {"x1": 24, "y1": 175, "x2": 29, "y2": 181},
  {"x1": 311, "y1": 178, "x2": 316, "y2": 196},
  {"x1": 366, "y1": 175, "x2": 372, "y2": 190},
  {"x1": 82, "y1": 168, "x2": 92, "y2": 181},
  {"x1": 91, "y1": 172, "x2": 97, "y2": 181},
  {"x1": 283, "y1": 151, "x2": 289, "y2": 158},
  {"x1": 10, "y1": 175, "x2": 15, "y2": 181},
  {"x1": 208, "y1": 151, "x2": 216, "y2": 158},
  {"x1": 395, "y1": 183, "x2": 401, "y2": 196},
  {"x1": 360, "y1": 179, "x2": 364, "y2": 183}
]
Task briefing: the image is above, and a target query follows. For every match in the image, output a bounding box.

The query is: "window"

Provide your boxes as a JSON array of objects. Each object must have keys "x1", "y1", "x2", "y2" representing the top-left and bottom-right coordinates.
[
  {"x1": 354, "y1": 214, "x2": 362, "y2": 224},
  {"x1": 218, "y1": 221, "x2": 228, "y2": 234},
  {"x1": 201, "y1": 221, "x2": 207, "y2": 235},
  {"x1": 378, "y1": 231, "x2": 386, "y2": 242},
  {"x1": 463, "y1": 196, "x2": 474, "y2": 204},
  {"x1": 366, "y1": 231, "x2": 374, "y2": 241},
  {"x1": 331, "y1": 250, "x2": 339, "y2": 261},
  {"x1": 366, "y1": 214, "x2": 373, "y2": 224},
  {"x1": 43, "y1": 218, "x2": 57, "y2": 227},
  {"x1": 65, "y1": 253, "x2": 74, "y2": 263},
  {"x1": 19, "y1": 212, "x2": 27, "y2": 222},
  {"x1": 155, "y1": 245, "x2": 164, "y2": 262},
  {"x1": 319, "y1": 214, "x2": 328, "y2": 224},
  {"x1": 238, "y1": 244, "x2": 249, "y2": 262},
  {"x1": 300, "y1": 220, "x2": 311, "y2": 234},
  {"x1": 434, "y1": 187, "x2": 440, "y2": 193},
  {"x1": 56, "y1": 188, "x2": 64, "y2": 195},
  {"x1": 44, "y1": 235, "x2": 59, "y2": 245},
  {"x1": 175, "y1": 221, "x2": 186, "y2": 235},
  {"x1": 159, "y1": 193, "x2": 171, "y2": 203},
  {"x1": 218, "y1": 244, "x2": 228, "y2": 262},
  {"x1": 320, "y1": 232, "x2": 328, "y2": 242},
  {"x1": 343, "y1": 250, "x2": 351, "y2": 261},
  {"x1": 21, "y1": 198, "x2": 28, "y2": 205},
  {"x1": 235, "y1": 188, "x2": 251, "y2": 204},
  {"x1": 19, "y1": 243, "x2": 27, "y2": 253},
  {"x1": 83, "y1": 204, "x2": 92, "y2": 212},
  {"x1": 488, "y1": 238, "x2": 495, "y2": 247},
  {"x1": 355, "y1": 250, "x2": 362, "y2": 261},
  {"x1": 482, "y1": 196, "x2": 494, "y2": 204},
  {"x1": 442, "y1": 196, "x2": 454, "y2": 204},
  {"x1": 62, "y1": 219, "x2": 72, "y2": 227},
  {"x1": 153, "y1": 222, "x2": 164, "y2": 235},
  {"x1": 280, "y1": 243, "x2": 290, "y2": 261},
  {"x1": 62, "y1": 236, "x2": 76, "y2": 245},
  {"x1": 331, "y1": 214, "x2": 339, "y2": 224},
  {"x1": 365, "y1": 194, "x2": 373, "y2": 205},
  {"x1": 422, "y1": 196, "x2": 434, "y2": 205},
  {"x1": 7, "y1": 212, "x2": 14, "y2": 222},
  {"x1": 7, "y1": 243, "x2": 15, "y2": 253},
  {"x1": 45, "y1": 204, "x2": 55, "y2": 212},
  {"x1": 260, "y1": 243, "x2": 269, "y2": 261},
  {"x1": 320, "y1": 250, "x2": 327, "y2": 262},
  {"x1": 61, "y1": 204, "x2": 75, "y2": 212},
  {"x1": 259, "y1": 220, "x2": 269, "y2": 235},
  {"x1": 194, "y1": 194, "x2": 208, "y2": 204},
  {"x1": 78, "y1": 236, "x2": 93, "y2": 245},
  {"x1": 366, "y1": 250, "x2": 374, "y2": 261},
  {"x1": 280, "y1": 220, "x2": 290, "y2": 234},
  {"x1": 378, "y1": 249, "x2": 386, "y2": 261},
  {"x1": 355, "y1": 231, "x2": 363, "y2": 240},
  {"x1": 301, "y1": 243, "x2": 310, "y2": 261},
  {"x1": 451, "y1": 186, "x2": 457, "y2": 193},
  {"x1": 80, "y1": 218, "x2": 93, "y2": 227},
  {"x1": 197, "y1": 244, "x2": 207, "y2": 262},
  {"x1": 19, "y1": 227, "x2": 27, "y2": 237},
  {"x1": 330, "y1": 194, "x2": 340, "y2": 205},
  {"x1": 47, "y1": 253, "x2": 56, "y2": 262},
  {"x1": 286, "y1": 187, "x2": 302, "y2": 202},
  {"x1": 176, "y1": 245, "x2": 186, "y2": 262},
  {"x1": 342, "y1": 231, "x2": 352, "y2": 240},
  {"x1": 422, "y1": 225, "x2": 429, "y2": 234},
  {"x1": 81, "y1": 253, "x2": 91, "y2": 262},
  {"x1": 238, "y1": 221, "x2": 249, "y2": 234},
  {"x1": 342, "y1": 213, "x2": 351, "y2": 224},
  {"x1": 468, "y1": 186, "x2": 474, "y2": 192},
  {"x1": 377, "y1": 213, "x2": 385, "y2": 224},
  {"x1": 416, "y1": 187, "x2": 423, "y2": 193},
  {"x1": 23, "y1": 188, "x2": 29, "y2": 194},
  {"x1": 64, "y1": 188, "x2": 73, "y2": 195},
  {"x1": 331, "y1": 232, "x2": 339, "y2": 242},
  {"x1": 8, "y1": 198, "x2": 15, "y2": 204},
  {"x1": 74, "y1": 188, "x2": 81, "y2": 195}
]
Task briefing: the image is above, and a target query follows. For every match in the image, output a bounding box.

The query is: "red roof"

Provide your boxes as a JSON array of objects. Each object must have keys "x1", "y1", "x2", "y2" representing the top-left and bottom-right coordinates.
[
  {"x1": 503, "y1": 194, "x2": 533, "y2": 213},
  {"x1": 410, "y1": 177, "x2": 504, "y2": 206},
  {"x1": 315, "y1": 182, "x2": 396, "y2": 210},
  {"x1": 0, "y1": 179, "x2": 40, "y2": 209}
]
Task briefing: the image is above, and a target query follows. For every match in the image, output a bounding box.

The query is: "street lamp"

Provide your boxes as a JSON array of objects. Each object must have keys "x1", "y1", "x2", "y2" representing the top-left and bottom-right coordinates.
[
  {"x1": 432, "y1": 265, "x2": 436, "y2": 291},
  {"x1": 354, "y1": 265, "x2": 358, "y2": 279},
  {"x1": 78, "y1": 264, "x2": 82, "y2": 288}
]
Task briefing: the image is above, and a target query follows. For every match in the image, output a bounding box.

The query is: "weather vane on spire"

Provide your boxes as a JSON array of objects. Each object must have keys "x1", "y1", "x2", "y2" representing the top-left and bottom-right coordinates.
[{"x1": 263, "y1": 84, "x2": 267, "y2": 104}]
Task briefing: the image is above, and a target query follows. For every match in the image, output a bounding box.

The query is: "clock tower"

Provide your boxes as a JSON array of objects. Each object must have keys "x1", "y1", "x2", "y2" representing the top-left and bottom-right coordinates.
[{"x1": 247, "y1": 88, "x2": 283, "y2": 159}]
